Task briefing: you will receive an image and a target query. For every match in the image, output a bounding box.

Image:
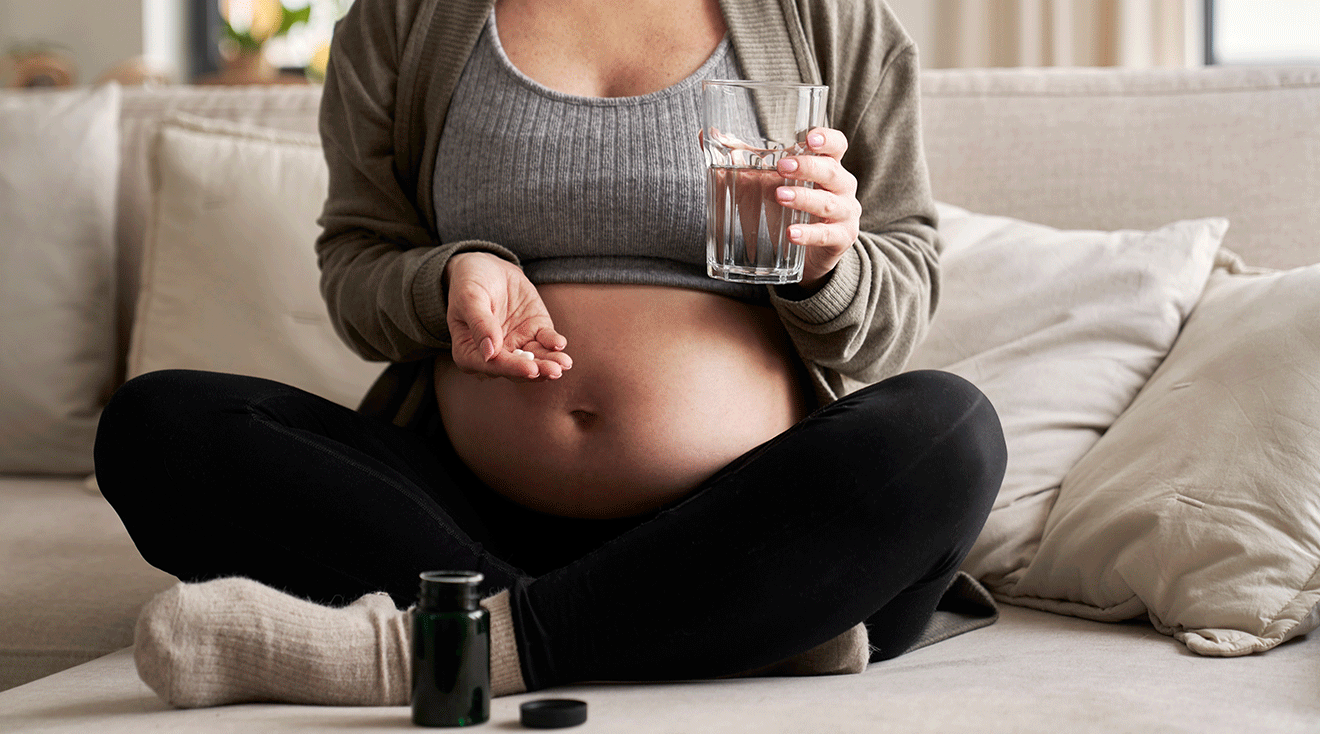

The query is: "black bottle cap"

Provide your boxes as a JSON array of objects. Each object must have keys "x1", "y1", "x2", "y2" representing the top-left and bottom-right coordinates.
[
  {"x1": 417, "y1": 570, "x2": 483, "y2": 611},
  {"x1": 520, "y1": 699, "x2": 588, "y2": 729}
]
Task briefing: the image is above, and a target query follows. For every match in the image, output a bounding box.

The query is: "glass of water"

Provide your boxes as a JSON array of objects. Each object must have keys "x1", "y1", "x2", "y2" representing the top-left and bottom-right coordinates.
[{"x1": 701, "y1": 80, "x2": 829, "y2": 285}]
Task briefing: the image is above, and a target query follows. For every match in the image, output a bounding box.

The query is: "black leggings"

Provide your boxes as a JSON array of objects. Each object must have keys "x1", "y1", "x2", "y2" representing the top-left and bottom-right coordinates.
[{"x1": 95, "y1": 368, "x2": 1005, "y2": 690}]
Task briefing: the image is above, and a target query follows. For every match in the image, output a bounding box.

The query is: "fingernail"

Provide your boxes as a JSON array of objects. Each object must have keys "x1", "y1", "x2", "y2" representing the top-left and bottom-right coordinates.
[
  {"x1": 777, "y1": 187, "x2": 795, "y2": 202},
  {"x1": 481, "y1": 337, "x2": 496, "y2": 361},
  {"x1": 779, "y1": 158, "x2": 799, "y2": 173},
  {"x1": 788, "y1": 225, "x2": 802, "y2": 240},
  {"x1": 808, "y1": 133, "x2": 825, "y2": 147}
]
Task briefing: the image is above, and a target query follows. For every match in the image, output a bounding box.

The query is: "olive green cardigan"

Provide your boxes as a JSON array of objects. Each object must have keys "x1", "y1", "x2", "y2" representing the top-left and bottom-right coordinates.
[{"x1": 315, "y1": 0, "x2": 939, "y2": 409}]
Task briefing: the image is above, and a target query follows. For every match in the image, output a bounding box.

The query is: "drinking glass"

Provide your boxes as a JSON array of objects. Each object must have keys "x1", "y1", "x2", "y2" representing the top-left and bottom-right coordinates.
[{"x1": 701, "y1": 80, "x2": 829, "y2": 284}]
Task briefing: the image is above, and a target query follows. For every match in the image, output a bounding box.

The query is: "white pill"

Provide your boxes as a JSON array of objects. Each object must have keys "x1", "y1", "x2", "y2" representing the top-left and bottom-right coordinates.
[{"x1": 513, "y1": 349, "x2": 534, "y2": 360}]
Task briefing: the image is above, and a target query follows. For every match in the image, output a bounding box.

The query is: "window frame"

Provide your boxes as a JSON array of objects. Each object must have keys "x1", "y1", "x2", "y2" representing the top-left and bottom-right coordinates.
[{"x1": 189, "y1": 0, "x2": 223, "y2": 81}]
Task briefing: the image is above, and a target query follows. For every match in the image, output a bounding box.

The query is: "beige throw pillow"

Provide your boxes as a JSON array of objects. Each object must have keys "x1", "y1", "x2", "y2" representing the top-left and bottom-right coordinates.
[
  {"x1": 128, "y1": 114, "x2": 380, "y2": 407},
  {"x1": 1005, "y1": 265, "x2": 1320, "y2": 656},
  {"x1": 0, "y1": 84, "x2": 121, "y2": 474},
  {"x1": 908, "y1": 204, "x2": 1226, "y2": 593}
]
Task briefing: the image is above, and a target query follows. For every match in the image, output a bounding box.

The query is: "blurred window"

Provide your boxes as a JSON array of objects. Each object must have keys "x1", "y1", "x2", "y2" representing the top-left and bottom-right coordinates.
[
  {"x1": 229, "y1": 0, "x2": 348, "y2": 72},
  {"x1": 1207, "y1": 0, "x2": 1320, "y2": 64},
  {"x1": 192, "y1": 0, "x2": 350, "y2": 80}
]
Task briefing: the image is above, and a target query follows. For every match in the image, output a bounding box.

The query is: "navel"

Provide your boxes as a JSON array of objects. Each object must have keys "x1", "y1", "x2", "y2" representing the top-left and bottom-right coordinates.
[{"x1": 569, "y1": 409, "x2": 599, "y2": 429}]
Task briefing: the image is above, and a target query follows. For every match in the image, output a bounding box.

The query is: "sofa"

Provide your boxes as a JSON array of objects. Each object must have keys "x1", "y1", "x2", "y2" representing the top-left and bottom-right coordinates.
[{"x1": 1, "y1": 63, "x2": 1318, "y2": 733}]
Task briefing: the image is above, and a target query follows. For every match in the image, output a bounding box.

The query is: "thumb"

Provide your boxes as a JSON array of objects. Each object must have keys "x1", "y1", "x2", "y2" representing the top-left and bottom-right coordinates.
[
  {"x1": 452, "y1": 286, "x2": 505, "y2": 363},
  {"x1": 468, "y1": 309, "x2": 504, "y2": 362}
]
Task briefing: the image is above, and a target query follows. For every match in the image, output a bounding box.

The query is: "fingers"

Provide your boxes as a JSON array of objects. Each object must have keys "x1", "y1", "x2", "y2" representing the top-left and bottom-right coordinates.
[
  {"x1": 776, "y1": 151, "x2": 857, "y2": 197},
  {"x1": 532, "y1": 326, "x2": 569, "y2": 353},
  {"x1": 775, "y1": 184, "x2": 859, "y2": 224},
  {"x1": 774, "y1": 127, "x2": 861, "y2": 251},
  {"x1": 489, "y1": 326, "x2": 571, "y2": 381},
  {"x1": 462, "y1": 349, "x2": 567, "y2": 382},
  {"x1": 458, "y1": 333, "x2": 572, "y2": 382},
  {"x1": 527, "y1": 345, "x2": 572, "y2": 379},
  {"x1": 785, "y1": 220, "x2": 858, "y2": 249},
  {"x1": 774, "y1": 183, "x2": 860, "y2": 250},
  {"x1": 530, "y1": 337, "x2": 573, "y2": 374},
  {"x1": 489, "y1": 341, "x2": 572, "y2": 381},
  {"x1": 802, "y1": 126, "x2": 848, "y2": 160},
  {"x1": 513, "y1": 338, "x2": 573, "y2": 375}
]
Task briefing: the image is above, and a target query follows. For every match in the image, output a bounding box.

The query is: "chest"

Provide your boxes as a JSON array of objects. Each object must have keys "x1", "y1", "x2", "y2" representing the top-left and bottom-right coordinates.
[
  {"x1": 493, "y1": 0, "x2": 727, "y2": 98},
  {"x1": 433, "y1": 10, "x2": 742, "y2": 269}
]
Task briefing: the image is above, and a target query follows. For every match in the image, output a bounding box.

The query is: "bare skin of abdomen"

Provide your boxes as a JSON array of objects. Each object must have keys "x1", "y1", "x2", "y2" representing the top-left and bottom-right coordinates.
[{"x1": 435, "y1": 284, "x2": 812, "y2": 519}]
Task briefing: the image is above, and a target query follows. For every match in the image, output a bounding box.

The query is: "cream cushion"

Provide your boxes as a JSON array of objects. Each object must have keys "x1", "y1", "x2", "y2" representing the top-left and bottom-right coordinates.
[
  {"x1": 908, "y1": 204, "x2": 1226, "y2": 591},
  {"x1": 128, "y1": 114, "x2": 380, "y2": 406},
  {"x1": 113, "y1": 86, "x2": 323, "y2": 375},
  {"x1": 1005, "y1": 264, "x2": 1320, "y2": 656},
  {"x1": 0, "y1": 84, "x2": 121, "y2": 474}
]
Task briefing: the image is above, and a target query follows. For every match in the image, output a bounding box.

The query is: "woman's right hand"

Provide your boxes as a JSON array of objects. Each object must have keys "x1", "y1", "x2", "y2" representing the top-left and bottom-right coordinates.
[{"x1": 444, "y1": 253, "x2": 572, "y2": 381}]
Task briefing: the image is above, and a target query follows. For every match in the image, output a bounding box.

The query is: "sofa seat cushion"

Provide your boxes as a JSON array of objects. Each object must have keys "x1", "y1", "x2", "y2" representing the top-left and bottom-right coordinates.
[
  {"x1": 0, "y1": 478, "x2": 175, "y2": 691},
  {"x1": 2, "y1": 605, "x2": 1317, "y2": 733}
]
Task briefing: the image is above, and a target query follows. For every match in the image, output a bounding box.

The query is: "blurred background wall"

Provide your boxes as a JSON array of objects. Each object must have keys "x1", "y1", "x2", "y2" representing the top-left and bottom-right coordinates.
[
  {"x1": 0, "y1": 0, "x2": 146, "y2": 84},
  {"x1": 1, "y1": 0, "x2": 1317, "y2": 87}
]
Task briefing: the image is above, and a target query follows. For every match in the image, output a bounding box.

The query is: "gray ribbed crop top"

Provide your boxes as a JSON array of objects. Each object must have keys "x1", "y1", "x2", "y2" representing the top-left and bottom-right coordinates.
[{"x1": 432, "y1": 10, "x2": 763, "y2": 301}]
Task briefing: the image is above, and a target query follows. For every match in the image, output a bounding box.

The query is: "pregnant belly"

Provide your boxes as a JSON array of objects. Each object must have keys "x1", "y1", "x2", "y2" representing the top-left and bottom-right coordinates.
[{"x1": 435, "y1": 284, "x2": 813, "y2": 519}]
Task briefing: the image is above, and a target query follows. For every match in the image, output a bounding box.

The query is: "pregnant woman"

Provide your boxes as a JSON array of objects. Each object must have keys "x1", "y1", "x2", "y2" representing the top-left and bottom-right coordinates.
[{"x1": 95, "y1": 0, "x2": 1006, "y2": 706}]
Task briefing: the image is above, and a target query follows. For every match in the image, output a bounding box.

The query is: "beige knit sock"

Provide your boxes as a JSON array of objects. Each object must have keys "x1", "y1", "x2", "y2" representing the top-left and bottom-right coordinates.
[
  {"x1": 483, "y1": 586, "x2": 527, "y2": 697},
  {"x1": 133, "y1": 577, "x2": 527, "y2": 708},
  {"x1": 734, "y1": 622, "x2": 871, "y2": 678}
]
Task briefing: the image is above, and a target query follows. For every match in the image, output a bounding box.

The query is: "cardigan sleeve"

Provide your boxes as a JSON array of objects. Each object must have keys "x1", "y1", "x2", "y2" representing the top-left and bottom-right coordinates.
[
  {"x1": 768, "y1": 39, "x2": 940, "y2": 404},
  {"x1": 315, "y1": 0, "x2": 519, "y2": 363}
]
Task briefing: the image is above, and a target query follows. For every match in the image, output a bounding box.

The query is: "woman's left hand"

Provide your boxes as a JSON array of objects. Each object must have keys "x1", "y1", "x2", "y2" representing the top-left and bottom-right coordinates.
[{"x1": 775, "y1": 127, "x2": 862, "y2": 291}]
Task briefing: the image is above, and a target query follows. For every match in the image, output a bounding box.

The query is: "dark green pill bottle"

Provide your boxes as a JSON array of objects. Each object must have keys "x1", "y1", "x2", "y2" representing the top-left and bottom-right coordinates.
[{"x1": 411, "y1": 570, "x2": 490, "y2": 727}]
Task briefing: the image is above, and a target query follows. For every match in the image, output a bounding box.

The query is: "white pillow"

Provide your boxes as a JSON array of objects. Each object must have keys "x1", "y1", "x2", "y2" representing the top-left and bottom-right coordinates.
[
  {"x1": 908, "y1": 203, "x2": 1226, "y2": 592},
  {"x1": 128, "y1": 114, "x2": 380, "y2": 408},
  {"x1": 1005, "y1": 265, "x2": 1320, "y2": 656},
  {"x1": 0, "y1": 84, "x2": 121, "y2": 474}
]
